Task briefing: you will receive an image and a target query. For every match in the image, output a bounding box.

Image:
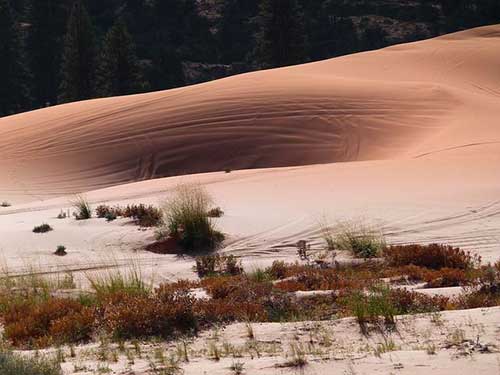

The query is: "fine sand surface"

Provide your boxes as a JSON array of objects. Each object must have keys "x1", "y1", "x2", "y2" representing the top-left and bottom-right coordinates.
[{"x1": 0, "y1": 25, "x2": 499, "y2": 374}]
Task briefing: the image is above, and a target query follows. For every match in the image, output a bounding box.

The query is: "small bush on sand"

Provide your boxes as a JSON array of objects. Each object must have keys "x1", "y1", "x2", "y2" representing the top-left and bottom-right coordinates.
[
  {"x1": 72, "y1": 196, "x2": 92, "y2": 220},
  {"x1": 195, "y1": 255, "x2": 242, "y2": 278},
  {"x1": 54, "y1": 245, "x2": 67, "y2": 256},
  {"x1": 0, "y1": 350, "x2": 61, "y2": 375},
  {"x1": 207, "y1": 207, "x2": 224, "y2": 218},
  {"x1": 384, "y1": 244, "x2": 480, "y2": 270},
  {"x1": 123, "y1": 204, "x2": 162, "y2": 227},
  {"x1": 162, "y1": 184, "x2": 224, "y2": 252},
  {"x1": 331, "y1": 220, "x2": 386, "y2": 258},
  {"x1": 1, "y1": 201, "x2": 11, "y2": 207},
  {"x1": 33, "y1": 224, "x2": 53, "y2": 233}
]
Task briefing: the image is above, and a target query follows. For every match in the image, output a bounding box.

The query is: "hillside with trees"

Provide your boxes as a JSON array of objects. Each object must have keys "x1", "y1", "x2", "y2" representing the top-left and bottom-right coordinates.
[{"x1": 1, "y1": 0, "x2": 499, "y2": 117}]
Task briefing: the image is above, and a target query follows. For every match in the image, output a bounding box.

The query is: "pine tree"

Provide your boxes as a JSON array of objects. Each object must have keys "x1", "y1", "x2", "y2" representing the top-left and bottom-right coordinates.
[
  {"x1": 97, "y1": 19, "x2": 144, "y2": 97},
  {"x1": 217, "y1": 0, "x2": 258, "y2": 64},
  {"x1": 253, "y1": 0, "x2": 306, "y2": 68},
  {"x1": 0, "y1": 0, "x2": 31, "y2": 116},
  {"x1": 27, "y1": 0, "x2": 71, "y2": 107},
  {"x1": 59, "y1": 0, "x2": 97, "y2": 103}
]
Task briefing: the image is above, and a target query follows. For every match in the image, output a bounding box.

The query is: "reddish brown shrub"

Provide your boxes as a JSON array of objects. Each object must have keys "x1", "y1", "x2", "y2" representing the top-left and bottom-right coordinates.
[
  {"x1": 123, "y1": 204, "x2": 163, "y2": 227},
  {"x1": 384, "y1": 244, "x2": 480, "y2": 270},
  {"x1": 389, "y1": 288, "x2": 450, "y2": 314},
  {"x1": 3, "y1": 298, "x2": 86, "y2": 347},
  {"x1": 49, "y1": 307, "x2": 95, "y2": 344}
]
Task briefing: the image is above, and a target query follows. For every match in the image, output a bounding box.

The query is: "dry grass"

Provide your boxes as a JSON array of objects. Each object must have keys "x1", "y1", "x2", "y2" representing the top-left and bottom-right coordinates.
[
  {"x1": 72, "y1": 195, "x2": 92, "y2": 220},
  {"x1": 0, "y1": 350, "x2": 61, "y2": 375},
  {"x1": 327, "y1": 219, "x2": 386, "y2": 258},
  {"x1": 161, "y1": 184, "x2": 224, "y2": 252}
]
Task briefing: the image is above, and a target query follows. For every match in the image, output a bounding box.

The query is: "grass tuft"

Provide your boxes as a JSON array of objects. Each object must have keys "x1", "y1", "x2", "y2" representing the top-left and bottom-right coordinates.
[
  {"x1": 72, "y1": 196, "x2": 92, "y2": 220},
  {"x1": 0, "y1": 350, "x2": 61, "y2": 375},
  {"x1": 162, "y1": 184, "x2": 224, "y2": 252},
  {"x1": 330, "y1": 220, "x2": 386, "y2": 258}
]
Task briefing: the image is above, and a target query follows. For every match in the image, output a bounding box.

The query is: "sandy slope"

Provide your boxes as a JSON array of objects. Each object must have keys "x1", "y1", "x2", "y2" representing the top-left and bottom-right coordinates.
[
  {"x1": 1, "y1": 25, "x2": 500, "y2": 202},
  {"x1": 0, "y1": 25, "x2": 499, "y2": 279}
]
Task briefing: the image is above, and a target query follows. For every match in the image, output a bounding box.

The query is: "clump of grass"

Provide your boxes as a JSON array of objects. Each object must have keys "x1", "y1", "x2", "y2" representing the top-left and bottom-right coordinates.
[
  {"x1": 195, "y1": 254, "x2": 242, "y2": 278},
  {"x1": 331, "y1": 220, "x2": 386, "y2": 258},
  {"x1": 0, "y1": 350, "x2": 61, "y2": 375},
  {"x1": 279, "y1": 343, "x2": 307, "y2": 368},
  {"x1": 230, "y1": 360, "x2": 245, "y2": 374},
  {"x1": 86, "y1": 266, "x2": 150, "y2": 298},
  {"x1": 207, "y1": 207, "x2": 224, "y2": 218},
  {"x1": 56, "y1": 211, "x2": 67, "y2": 219},
  {"x1": 341, "y1": 285, "x2": 397, "y2": 332},
  {"x1": 162, "y1": 184, "x2": 225, "y2": 252},
  {"x1": 33, "y1": 224, "x2": 53, "y2": 234},
  {"x1": 54, "y1": 245, "x2": 67, "y2": 256},
  {"x1": 72, "y1": 196, "x2": 92, "y2": 220},
  {"x1": 1, "y1": 201, "x2": 11, "y2": 207}
]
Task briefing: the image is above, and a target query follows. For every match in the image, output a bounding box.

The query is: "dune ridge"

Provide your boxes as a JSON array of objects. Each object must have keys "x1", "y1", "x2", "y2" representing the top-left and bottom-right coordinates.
[{"x1": 1, "y1": 25, "x2": 500, "y2": 202}]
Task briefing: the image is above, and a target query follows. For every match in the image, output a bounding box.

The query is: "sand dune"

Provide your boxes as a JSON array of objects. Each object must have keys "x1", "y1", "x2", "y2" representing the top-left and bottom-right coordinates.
[{"x1": 1, "y1": 25, "x2": 500, "y2": 202}]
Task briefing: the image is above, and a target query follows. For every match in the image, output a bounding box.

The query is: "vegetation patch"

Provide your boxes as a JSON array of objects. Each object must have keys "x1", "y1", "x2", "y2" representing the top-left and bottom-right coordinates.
[
  {"x1": 72, "y1": 196, "x2": 92, "y2": 220},
  {"x1": 161, "y1": 184, "x2": 225, "y2": 253},
  {"x1": 0, "y1": 245, "x2": 497, "y2": 349},
  {"x1": 32, "y1": 223, "x2": 53, "y2": 233},
  {"x1": 0, "y1": 350, "x2": 61, "y2": 375},
  {"x1": 195, "y1": 254, "x2": 242, "y2": 278},
  {"x1": 325, "y1": 220, "x2": 386, "y2": 258},
  {"x1": 95, "y1": 203, "x2": 162, "y2": 226},
  {"x1": 384, "y1": 244, "x2": 480, "y2": 270}
]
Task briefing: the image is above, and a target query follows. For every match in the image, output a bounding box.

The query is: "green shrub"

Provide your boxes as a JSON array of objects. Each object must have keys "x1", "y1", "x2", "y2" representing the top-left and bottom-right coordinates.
[
  {"x1": 195, "y1": 255, "x2": 242, "y2": 278},
  {"x1": 72, "y1": 196, "x2": 92, "y2": 220},
  {"x1": 54, "y1": 245, "x2": 67, "y2": 256},
  {"x1": 331, "y1": 220, "x2": 386, "y2": 258},
  {"x1": 162, "y1": 184, "x2": 224, "y2": 252},
  {"x1": 0, "y1": 351, "x2": 61, "y2": 375},
  {"x1": 341, "y1": 285, "x2": 397, "y2": 331},
  {"x1": 33, "y1": 224, "x2": 53, "y2": 233}
]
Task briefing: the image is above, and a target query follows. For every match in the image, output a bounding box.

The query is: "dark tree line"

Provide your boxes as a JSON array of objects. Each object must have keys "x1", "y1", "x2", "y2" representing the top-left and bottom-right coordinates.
[{"x1": 1, "y1": 0, "x2": 500, "y2": 117}]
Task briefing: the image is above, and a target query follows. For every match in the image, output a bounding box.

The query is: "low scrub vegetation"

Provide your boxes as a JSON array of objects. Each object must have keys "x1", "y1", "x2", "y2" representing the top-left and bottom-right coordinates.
[
  {"x1": 0, "y1": 244, "x2": 497, "y2": 348},
  {"x1": 323, "y1": 220, "x2": 386, "y2": 258},
  {"x1": 161, "y1": 184, "x2": 225, "y2": 252},
  {"x1": 0, "y1": 350, "x2": 61, "y2": 375},
  {"x1": 72, "y1": 196, "x2": 92, "y2": 220},
  {"x1": 195, "y1": 254, "x2": 242, "y2": 278},
  {"x1": 207, "y1": 207, "x2": 224, "y2": 218},
  {"x1": 95, "y1": 203, "x2": 162, "y2": 227},
  {"x1": 54, "y1": 245, "x2": 67, "y2": 256},
  {"x1": 32, "y1": 223, "x2": 53, "y2": 233},
  {"x1": 384, "y1": 243, "x2": 480, "y2": 270},
  {"x1": 1, "y1": 201, "x2": 11, "y2": 207}
]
